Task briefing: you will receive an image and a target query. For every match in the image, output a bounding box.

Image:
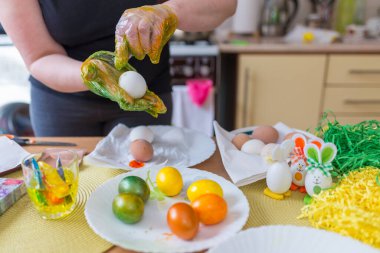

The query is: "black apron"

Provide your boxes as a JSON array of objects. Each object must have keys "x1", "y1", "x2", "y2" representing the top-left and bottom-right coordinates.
[{"x1": 31, "y1": 0, "x2": 171, "y2": 97}]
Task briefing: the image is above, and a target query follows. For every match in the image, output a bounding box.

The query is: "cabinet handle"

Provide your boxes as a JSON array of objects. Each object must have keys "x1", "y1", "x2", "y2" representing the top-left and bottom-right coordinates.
[
  {"x1": 349, "y1": 69, "x2": 380, "y2": 74},
  {"x1": 243, "y1": 67, "x2": 250, "y2": 126},
  {"x1": 344, "y1": 99, "x2": 380, "y2": 105}
]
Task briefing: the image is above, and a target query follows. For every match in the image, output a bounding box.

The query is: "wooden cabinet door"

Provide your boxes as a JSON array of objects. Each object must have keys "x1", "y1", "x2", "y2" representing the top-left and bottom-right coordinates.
[{"x1": 235, "y1": 55, "x2": 326, "y2": 130}]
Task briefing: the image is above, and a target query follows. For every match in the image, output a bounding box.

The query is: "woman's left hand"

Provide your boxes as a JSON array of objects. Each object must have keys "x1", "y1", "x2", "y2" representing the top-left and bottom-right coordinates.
[{"x1": 115, "y1": 4, "x2": 178, "y2": 70}]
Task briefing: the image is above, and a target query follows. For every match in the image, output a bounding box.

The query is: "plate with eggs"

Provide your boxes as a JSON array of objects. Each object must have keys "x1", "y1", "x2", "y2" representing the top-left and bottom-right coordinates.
[
  {"x1": 86, "y1": 124, "x2": 216, "y2": 170},
  {"x1": 213, "y1": 121, "x2": 320, "y2": 186}
]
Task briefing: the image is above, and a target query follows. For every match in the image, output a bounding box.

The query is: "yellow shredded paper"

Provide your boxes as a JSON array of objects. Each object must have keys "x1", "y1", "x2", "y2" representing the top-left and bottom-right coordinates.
[{"x1": 299, "y1": 167, "x2": 380, "y2": 249}]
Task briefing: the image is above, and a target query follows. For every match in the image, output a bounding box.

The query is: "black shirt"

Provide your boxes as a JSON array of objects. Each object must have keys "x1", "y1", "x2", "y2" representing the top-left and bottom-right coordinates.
[{"x1": 31, "y1": 0, "x2": 171, "y2": 98}]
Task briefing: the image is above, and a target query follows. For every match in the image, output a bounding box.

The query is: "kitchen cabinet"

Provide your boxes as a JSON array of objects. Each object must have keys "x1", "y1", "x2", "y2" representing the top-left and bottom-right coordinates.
[
  {"x1": 235, "y1": 55, "x2": 326, "y2": 130},
  {"x1": 323, "y1": 55, "x2": 380, "y2": 124},
  {"x1": 217, "y1": 42, "x2": 380, "y2": 131}
]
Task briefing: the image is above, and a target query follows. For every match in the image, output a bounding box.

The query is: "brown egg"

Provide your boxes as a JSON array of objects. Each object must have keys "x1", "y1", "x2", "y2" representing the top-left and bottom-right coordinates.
[
  {"x1": 129, "y1": 139, "x2": 154, "y2": 162},
  {"x1": 251, "y1": 125, "x2": 279, "y2": 144},
  {"x1": 232, "y1": 133, "x2": 251, "y2": 150}
]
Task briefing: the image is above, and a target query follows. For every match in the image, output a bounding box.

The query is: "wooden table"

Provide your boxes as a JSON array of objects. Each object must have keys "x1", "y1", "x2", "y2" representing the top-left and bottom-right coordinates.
[{"x1": 23, "y1": 137, "x2": 231, "y2": 253}]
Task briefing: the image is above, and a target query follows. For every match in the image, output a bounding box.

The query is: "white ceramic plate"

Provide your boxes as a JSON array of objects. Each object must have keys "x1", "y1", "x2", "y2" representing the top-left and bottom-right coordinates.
[
  {"x1": 85, "y1": 166, "x2": 250, "y2": 253},
  {"x1": 208, "y1": 225, "x2": 378, "y2": 253},
  {"x1": 86, "y1": 124, "x2": 216, "y2": 169}
]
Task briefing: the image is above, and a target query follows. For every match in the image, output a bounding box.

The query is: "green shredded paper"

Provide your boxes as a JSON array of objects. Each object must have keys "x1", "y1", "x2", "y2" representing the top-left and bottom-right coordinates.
[{"x1": 314, "y1": 112, "x2": 380, "y2": 177}]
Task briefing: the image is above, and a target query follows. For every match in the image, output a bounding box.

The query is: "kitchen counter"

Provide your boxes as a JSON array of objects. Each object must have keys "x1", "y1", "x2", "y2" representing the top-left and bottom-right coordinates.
[{"x1": 218, "y1": 38, "x2": 380, "y2": 54}]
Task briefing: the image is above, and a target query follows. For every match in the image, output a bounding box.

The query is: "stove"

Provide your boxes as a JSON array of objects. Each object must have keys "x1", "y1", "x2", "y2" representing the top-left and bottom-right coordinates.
[{"x1": 169, "y1": 40, "x2": 219, "y2": 84}]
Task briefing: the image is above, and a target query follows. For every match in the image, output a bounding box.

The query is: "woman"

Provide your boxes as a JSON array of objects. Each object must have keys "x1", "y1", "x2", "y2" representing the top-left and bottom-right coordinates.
[{"x1": 0, "y1": 0, "x2": 236, "y2": 136}]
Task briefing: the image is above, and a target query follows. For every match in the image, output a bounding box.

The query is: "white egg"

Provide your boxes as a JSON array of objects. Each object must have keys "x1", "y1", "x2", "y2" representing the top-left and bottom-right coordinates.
[
  {"x1": 129, "y1": 126, "x2": 154, "y2": 143},
  {"x1": 305, "y1": 169, "x2": 332, "y2": 196},
  {"x1": 241, "y1": 139, "x2": 265, "y2": 154},
  {"x1": 266, "y1": 161, "x2": 292, "y2": 194},
  {"x1": 119, "y1": 71, "x2": 147, "y2": 99},
  {"x1": 260, "y1": 143, "x2": 279, "y2": 159}
]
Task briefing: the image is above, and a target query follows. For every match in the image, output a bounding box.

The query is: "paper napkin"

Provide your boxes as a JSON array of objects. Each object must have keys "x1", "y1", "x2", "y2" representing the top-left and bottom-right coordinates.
[
  {"x1": 0, "y1": 137, "x2": 30, "y2": 175},
  {"x1": 85, "y1": 124, "x2": 190, "y2": 169},
  {"x1": 214, "y1": 121, "x2": 299, "y2": 187}
]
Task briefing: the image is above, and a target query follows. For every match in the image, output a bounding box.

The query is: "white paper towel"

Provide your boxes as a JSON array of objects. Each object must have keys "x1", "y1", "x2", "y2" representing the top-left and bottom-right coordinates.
[
  {"x1": 171, "y1": 85, "x2": 214, "y2": 137},
  {"x1": 232, "y1": 0, "x2": 262, "y2": 34},
  {"x1": 85, "y1": 124, "x2": 216, "y2": 170},
  {"x1": 213, "y1": 121, "x2": 319, "y2": 186},
  {"x1": 0, "y1": 136, "x2": 30, "y2": 174}
]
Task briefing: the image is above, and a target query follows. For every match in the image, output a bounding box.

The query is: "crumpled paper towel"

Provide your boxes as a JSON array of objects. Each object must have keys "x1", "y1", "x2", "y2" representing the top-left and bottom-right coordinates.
[
  {"x1": 0, "y1": 136, "x2": 30, "y2": 175},
  {"x1": 214, "y1": 121, "x2": 311, "y2": 187},
  {"x1": 85, "y1": 124, "x2": 190, "y2": 169}
]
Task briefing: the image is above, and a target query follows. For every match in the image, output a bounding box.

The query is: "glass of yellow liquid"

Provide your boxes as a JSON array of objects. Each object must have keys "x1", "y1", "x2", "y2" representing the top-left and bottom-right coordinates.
[{"x1": 21, "y1": 150, "x2": 79, "y2": 219}]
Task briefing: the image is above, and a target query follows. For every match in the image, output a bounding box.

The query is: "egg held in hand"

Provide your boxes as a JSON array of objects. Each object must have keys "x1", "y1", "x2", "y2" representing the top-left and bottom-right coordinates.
[
  {"x1": 129, "y1": 140, "x2": 154, "y2": 162},
  {"x1": 232, "y1": 133, "x2": 251, "y2": 150},
  {"x1": 129, "y1": 126, "x2": 154, "y2": 143},
  {"x1": 119, "y1": 71, "x2": 147, "y2": 99},
  {"x1": 251, "y1": 125, "x2": 279, "y2": 144}
]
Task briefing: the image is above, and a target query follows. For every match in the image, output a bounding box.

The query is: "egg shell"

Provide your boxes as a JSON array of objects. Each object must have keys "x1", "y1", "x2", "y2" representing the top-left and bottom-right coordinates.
[
  {"x1": 251, "y1": 126, "x2": 279, "y2": 144},
  {"x1": 241, "y1": 139, "x2": 265, "y2": 155},
  {"x1": 232, "y1": 133, "x2": 251, "y2": 150},
  {"x1": 305, "y1": 169, "x2": 332, "y2": 196},
  {"x1": 129, "y1": 126, "x2": 154, "y2": 143},
  {"x1": 266, "y1": 161, "x2": 292, "y2": 194},
  {"x1": 119, "y1": 71, "x2": 147, "y2": 99},
  {"x1": 129, "y1": 140, "x2": 154, "y2": 162}
]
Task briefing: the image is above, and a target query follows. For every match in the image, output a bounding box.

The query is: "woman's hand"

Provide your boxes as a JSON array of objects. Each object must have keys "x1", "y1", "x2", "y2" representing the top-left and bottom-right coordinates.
[{"x1": 115, "y1": 4, "x2": 178, "y2": 70}]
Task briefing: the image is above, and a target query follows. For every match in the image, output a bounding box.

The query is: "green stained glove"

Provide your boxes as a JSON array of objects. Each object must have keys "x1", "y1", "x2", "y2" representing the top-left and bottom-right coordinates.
[
  {"x1": 81, "y1": 51, "x2": 167, "y2": 117},
  {"x1": 115, "y1": 4, "x2": 178, "y2": 69}
]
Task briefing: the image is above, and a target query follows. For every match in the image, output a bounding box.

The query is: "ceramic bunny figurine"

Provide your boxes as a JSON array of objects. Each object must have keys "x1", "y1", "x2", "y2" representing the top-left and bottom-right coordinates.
[
  {"x1": 289, "y1": 134, "x2": 308, "y2": 193},
  {"x1": 303, "y1": 142, "x2": 337, "y2": 198},
  {"x1": 264, "y1": 140, "x2": 294, "y2": 200}
]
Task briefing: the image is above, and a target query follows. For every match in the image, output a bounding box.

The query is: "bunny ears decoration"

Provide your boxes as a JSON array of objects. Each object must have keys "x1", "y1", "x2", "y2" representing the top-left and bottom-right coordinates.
[
  {"x1": 291, "y1": 134, "x2": 307, "y2": 164},
  {"x1": 271, "y1": 140, "x2": 294, "y2": 162},
  {"x1": 304, "y1": 142, "x2": 337, "y2": 176},
  {"x1": 291, "y1": 134, "x2": 324, "y2": 163}
]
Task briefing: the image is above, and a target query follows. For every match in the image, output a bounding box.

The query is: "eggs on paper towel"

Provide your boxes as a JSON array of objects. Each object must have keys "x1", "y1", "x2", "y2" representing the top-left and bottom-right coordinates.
[
  {"x1": 128, "y1": 126, "x2": 154, "y2": 163},
  {"x1": 119, "y1": 71, "x2": 147, "y2": 99},
  {"x1": 232, "y1": 125, "x2": 280, "y2": 156}
]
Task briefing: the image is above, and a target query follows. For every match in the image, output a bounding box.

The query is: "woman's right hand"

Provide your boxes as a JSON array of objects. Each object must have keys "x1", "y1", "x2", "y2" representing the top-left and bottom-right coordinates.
[{"x1": 115, "y1": 4, "x2": 178, "y2": 70}]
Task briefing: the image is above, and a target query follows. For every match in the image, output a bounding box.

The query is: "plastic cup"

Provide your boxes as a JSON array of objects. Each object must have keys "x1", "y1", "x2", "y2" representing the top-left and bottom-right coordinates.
[{"x1": 21, "y1": 150, "x2": 79, "y2": 219}]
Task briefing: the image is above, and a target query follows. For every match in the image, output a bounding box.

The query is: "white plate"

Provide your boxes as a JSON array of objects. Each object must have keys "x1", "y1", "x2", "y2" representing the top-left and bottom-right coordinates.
[
  {"x1": 208, "y1": 225, "x2": 378, "y2": 253},
  {"x1": 85, "y1": 166, "x2": 250, "y2": 253},
  {"x1": 86, "y1": 124, "x2": 216, "y2": 169}
]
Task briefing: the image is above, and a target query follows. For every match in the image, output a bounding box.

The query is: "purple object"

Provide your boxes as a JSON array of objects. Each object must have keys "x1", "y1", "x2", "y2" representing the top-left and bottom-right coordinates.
[{"x1": 0, "y1": 178, "x2": 26, "y2": 215}]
